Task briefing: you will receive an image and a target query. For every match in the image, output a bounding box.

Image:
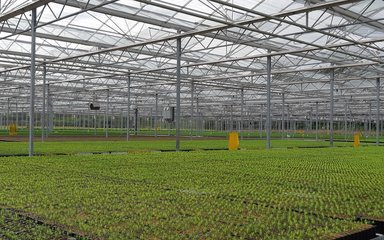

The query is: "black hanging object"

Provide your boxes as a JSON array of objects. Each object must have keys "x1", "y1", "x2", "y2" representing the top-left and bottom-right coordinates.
[{"x1": 90, "y1": 103, "x2": 100, "y2": 110}]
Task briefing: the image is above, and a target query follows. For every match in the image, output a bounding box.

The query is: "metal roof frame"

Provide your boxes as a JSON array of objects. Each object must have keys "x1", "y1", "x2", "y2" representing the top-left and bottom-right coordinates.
[{"x1": 1, "y1": 0, "x2": 384, "y2": 152}]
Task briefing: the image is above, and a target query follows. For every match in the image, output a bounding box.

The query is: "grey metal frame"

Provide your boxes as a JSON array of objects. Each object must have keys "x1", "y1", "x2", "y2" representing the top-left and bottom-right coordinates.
[{"x1": 0, "y1": 0, "x2": 383, "y2": 154}]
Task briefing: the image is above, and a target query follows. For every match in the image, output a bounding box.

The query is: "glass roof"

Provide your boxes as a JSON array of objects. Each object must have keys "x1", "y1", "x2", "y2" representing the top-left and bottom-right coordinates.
[{"x1": 0, "y1": 0, "x2": 383, "y2": 119}]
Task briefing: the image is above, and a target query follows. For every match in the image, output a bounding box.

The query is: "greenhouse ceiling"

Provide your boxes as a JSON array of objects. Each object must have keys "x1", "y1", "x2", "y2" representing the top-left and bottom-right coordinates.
[{"x1": 0, "y1": 0, "x2": 384, "y2": 119}]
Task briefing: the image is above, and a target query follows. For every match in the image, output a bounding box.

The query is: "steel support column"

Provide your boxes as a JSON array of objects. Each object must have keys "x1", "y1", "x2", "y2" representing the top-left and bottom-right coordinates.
[
  {"x1": 134, "y1": 107, "x2": 138, "y2": 135},
  {"x1": 94, "y1": 112, "x2": 97, "y2": 135},
  {"x1": 282, "y1": 92, "x2": 285, "y2": 139},
  {"x1": 41, "y1": 63, "x2": 46, "y2": 142},
  {"x1": 266, "y1": 54, "x2": 272, "y2": 149},
  {"x1": 155, "y1": 93, "x2": 158, "y2": 137},
  {"x1": 106, "y1": 89, "x2": 109, "y2": 138},
  {"x1": 126, "y1": 73, "x2": 131, "y2": 141},
  {"x1": 330, "y1": 69, "x2": 335, "y2": 147},
  {"x1": 7, "y1": 98, "x2": 10, "y2": 127},
  {"x1": 344, "y1": 102, "x2": 347, "y2": 140},
  {"x1": 47, "y1": 84, "x2": 52, "y2": 134},
  {"x1": 190, "y1": 81, "x2": 194, "y2": 140},
  {"x1": 259, "y1": 105, "x2": 262, "y2": 139},
  {"x1": 309, "y1": 109, "x2": 313, "y2": 135},
  {"x1": 196, "y1": 97, "x2": 199, "y2": 133},
  {"x1": 29, "y1": 8, "x2": 37, "y2": 157},
  {"x1": 175, "y1": 33, "x2": 182, "y2": 151},
  {"x1": 287, "y1": 105, "x2": 290, "y2": 134},
  {"x1": 240, "y1": 88, "x2": 244, "y2": 140},
  {"x1": 376, "y1": 78, "x2": 380, "y2": 146},
  {"x1": 316, "y1": 102, "x2": 319, "y2": 141},
  {"x1": 15, "y1": 102, "x2": 18, "y2": 127},
  {"x1": 369, "y1": 102, "x2": 372, "y2": 135},
  {"x1": 230, "y1": 105, "x2": 233, "y2": 132}
]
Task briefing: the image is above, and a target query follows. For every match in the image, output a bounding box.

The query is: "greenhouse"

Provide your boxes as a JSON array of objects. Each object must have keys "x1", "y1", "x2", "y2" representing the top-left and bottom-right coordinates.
[{"x1": 0, "y1": 0, "x2": 384, "y2": 239}]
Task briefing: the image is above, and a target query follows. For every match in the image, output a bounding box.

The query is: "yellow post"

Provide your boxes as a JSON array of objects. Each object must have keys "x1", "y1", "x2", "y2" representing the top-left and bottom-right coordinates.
[
  {"x1": 228, "y1": 131, "x2": 239, "y2": 150},
  {"x1": 353, "y1": 132, "x2": 360, "y2": 147},
  {"x1": 9, "y1": 123, "x2": 17, "y2": 136}
]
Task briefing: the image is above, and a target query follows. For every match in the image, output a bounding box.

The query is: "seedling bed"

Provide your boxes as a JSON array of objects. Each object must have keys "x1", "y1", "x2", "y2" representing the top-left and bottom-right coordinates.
[
  {"x1": 0, "y1": 208, "x2": 88, "y2": 239},
  {"x1": 1, "y1": 147, "x2": 383, "y2": 239},
  {"x1": 0, "y1": 153, "x2": 44, "y2": 157},
  {"x1": 215, "y1": 193, "x2": 383, "y2": 239}
]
